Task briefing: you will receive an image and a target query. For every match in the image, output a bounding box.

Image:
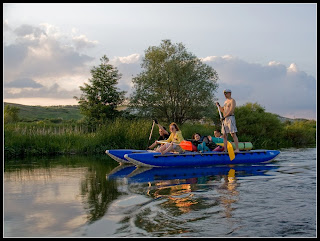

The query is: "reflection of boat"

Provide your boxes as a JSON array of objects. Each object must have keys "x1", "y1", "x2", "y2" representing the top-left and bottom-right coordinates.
[
  {"x1": 106, "y1": 164, "x2": 278, "y2": 184},
  {"x1": 127, "y1": 165, "x2": 278, "y2": 183},
  {"x1": 106, "y1": 164, "x2": 136, "y2": 180},
  {"x1": 124, "y1": 150, "x2": 280, "y2": 167}
]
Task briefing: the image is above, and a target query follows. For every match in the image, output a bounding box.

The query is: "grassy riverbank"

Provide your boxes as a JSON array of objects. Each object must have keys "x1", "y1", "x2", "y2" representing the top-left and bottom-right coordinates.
[
  {"x1": 4, "y1": 116, "x2": 316, "y2": 158},
  {"x1": 4, "y1": 119, "x2": 216, "y2": 157}
]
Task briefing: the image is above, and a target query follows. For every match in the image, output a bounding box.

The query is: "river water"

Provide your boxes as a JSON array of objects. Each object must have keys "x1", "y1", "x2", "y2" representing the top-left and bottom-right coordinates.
[{"x1": 4, "y1": 148, "x2": 316, "y2": 237}]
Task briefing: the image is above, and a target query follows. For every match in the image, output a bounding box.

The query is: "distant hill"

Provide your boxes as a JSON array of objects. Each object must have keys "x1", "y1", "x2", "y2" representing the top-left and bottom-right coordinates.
[
  {"x1": 274, "y1": 114, "x2": 309, "y2": 123},
  {"x1": 4, "y1": 102, "x2": 83, "y2": 121},
  {"x1": 4, "y1": 102, "x2": 310, "y2": 123}
]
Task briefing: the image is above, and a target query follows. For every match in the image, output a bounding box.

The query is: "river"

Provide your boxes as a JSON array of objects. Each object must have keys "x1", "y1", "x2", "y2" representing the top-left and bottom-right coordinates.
[{"x1": 3, "y1": 148, "x2": 316, "y2": 237}]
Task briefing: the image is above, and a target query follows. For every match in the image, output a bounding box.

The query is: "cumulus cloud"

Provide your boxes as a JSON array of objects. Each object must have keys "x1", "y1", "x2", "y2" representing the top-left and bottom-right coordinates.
[
  {"x1": 72, "y1": 34, "x2": 98, "y2": 51},
  {"x1": 110, "y1": 54, "x2": 142, "y2": 95},
  {"x1": 5, "y1": 78, "x2": 43, "y2": 88},
  {"x1": 268, "y1": 61, "x2": 281, "y2": 66},
  {"x1": 110, "y1": 53, "x2": 141, "y2": 65},
  {"x1": 3, "y1": 21, "x2": 316, "y2": 120},
  {"x1": 4, "y1": 22, "x2": 97, "y2": 101},
  {"x1": 202, "y1": 55, "x2": 316, "y2": 119},
  {"x1": 4, "y1": 83, "x2": 82, "y2": 99},
  {"x1": 287, "y1": 63, "x2": 299, "y2": 72},
  {"x1": 107, "y1": 53, "x2": 316, "y2": 119},
  {"x1": 14, "y1": 24, "x2": 47, "y2": 38}
]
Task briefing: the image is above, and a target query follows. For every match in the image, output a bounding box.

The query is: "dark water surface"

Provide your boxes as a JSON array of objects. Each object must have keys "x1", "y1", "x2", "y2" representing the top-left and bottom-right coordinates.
[{"x1": 4, "y1": 148, "x2": 316, "y2": 237}]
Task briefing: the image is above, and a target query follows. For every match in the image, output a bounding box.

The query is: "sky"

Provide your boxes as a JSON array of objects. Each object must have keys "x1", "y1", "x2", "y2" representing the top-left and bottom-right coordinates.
[{"x1": 3, "y1": 3, "x2": 317, "y2": 120}]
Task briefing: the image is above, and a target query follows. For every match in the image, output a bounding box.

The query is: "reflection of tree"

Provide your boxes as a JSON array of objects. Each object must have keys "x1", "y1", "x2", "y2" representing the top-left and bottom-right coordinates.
[
  {"x1": 4, "y1": 155, "x2": 124, "y2": 233},
  {"x1": 79, "y1": 158, "x2": 122, "y2": 223}
]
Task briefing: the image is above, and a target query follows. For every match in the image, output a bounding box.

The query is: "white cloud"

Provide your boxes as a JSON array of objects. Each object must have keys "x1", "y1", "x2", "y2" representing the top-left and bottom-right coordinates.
[
  {"x1": 201, "y1": 56, "x2": 218, "y2": 62},
  {"x1": 116, "y1": 54, "x2": 315, "y2": 119},
  {"x1": 203, "y1": 56, "x2": 316, "y2": 119},
  {"x1": 4, "y1": 22, "x2": 96, "y2": 101},
  {"x1": 201, "y1": 55, "x2": 236, "y2": 63},
  {"x1": 109, "y1": 54, "x2": 142, "y2": 95},
  {"x1": 268, "y1": 61, "x2": 281, "y2": 66},
  {"x1": 110, "y1": 53, "x2": 141, "y2": 65},
  {"x1": 5, "y1": 77, "x2": 43, "y2": 88},
  {"x1": 287, "y1": 63, "x2": 298, "y2": 73},
  {"x1": 221, "y1": 55, "x2": 234, "y2": 60},
  {"x1": 39, "y1": 23, "x2": 62, "y2": 38},
  {"x1": 4, "y1": 83, "x2": 82, "y2": 100},
  {"x1": 110, "y1": 54, "x2": 317, "y2": 119},
  {"x1": 3, "y1": 21, "x2": 316, "y2": 120},
  {"x1": 72, "y1": 34, "x2": 98, "y2": 51}
]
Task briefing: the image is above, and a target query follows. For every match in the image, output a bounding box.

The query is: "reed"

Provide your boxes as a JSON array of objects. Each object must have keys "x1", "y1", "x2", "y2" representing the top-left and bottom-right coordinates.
[
  {"x1": 4, "y1": 117, "x2": 316, "y2": 158},
  {"x1": 4, "y1": 119, "x2": 214, "y2": 157}
]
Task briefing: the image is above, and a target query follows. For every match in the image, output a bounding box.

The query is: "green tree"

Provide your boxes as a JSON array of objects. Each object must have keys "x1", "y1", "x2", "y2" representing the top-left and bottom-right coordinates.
[
  {"x1": 284, "y1": 120, "x2": 316, "y2": 146},
  {"x1": 235, "y1": 102, "x2": 284, "y2": 148},
  {"x1": 4, "y1": 105, "x2": 20, "y2": 123},
  {"x1": 74, "y1": 55, "x2": 126, "y2": 123},
  {"x1": 129, "y1": 39, "x2": 219, "y2": 124}
]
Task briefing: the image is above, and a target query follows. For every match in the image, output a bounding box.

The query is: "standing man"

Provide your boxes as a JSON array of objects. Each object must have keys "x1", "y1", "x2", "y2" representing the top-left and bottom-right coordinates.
[{"x1": 216, "y1": 89, "x2": 240, "y2": 152}]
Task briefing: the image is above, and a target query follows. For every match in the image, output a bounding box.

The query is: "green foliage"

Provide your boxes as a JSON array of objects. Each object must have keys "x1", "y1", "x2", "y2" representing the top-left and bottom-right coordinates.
[
  {"x1": 4, "y1": 100, "x2": 316, "y2": 158},
  {"x1": 4, "y1": 108, "x2": 316, "y2": 158},
  {"x1": 235, "y1": 102, "x2": 316, "y2": 148},
  {"x1": 4, "y1": 118, "x2": 154, "y2": 158},
  {"x1": 235, "y1": 103, "x2": 281, "y2": 147},
  {"x1": 129, "y1": 39, "x2": 219, "y2": 124},
  {"x1": 284, "y1": 119, "x2": 316, "y2": 146},
  {"x1": 74, "y1": 55, "x2": 126, "y2": 123},
  {"x1": 4, "y1": 104, "x2": 20, "y2": 123}
]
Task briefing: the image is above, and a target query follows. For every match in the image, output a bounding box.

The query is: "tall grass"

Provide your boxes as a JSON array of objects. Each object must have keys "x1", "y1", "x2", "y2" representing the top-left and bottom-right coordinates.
[
  {"x1": 4, "y1": 117, "x2": 316, "y2": 158},
  {"x1": 4, "y1": 119, "x2": 218, "y2": 158}
]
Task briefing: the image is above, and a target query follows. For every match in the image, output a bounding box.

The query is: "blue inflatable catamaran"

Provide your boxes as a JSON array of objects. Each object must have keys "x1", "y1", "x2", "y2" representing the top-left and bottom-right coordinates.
[{"x1": 106, "y1": 149, "x2": 280, "y2": 167}]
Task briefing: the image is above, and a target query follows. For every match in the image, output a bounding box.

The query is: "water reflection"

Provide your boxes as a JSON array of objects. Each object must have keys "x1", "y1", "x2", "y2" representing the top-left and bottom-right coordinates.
[
  {"x1": 4, "y1": 155, "x2": 120, "y2": 237},
  {"x1": 4, "y1": 155, "x2": 279, "y2": 237},
  {"x1": 106, "y1": 164, "x2": 278, "y2": 236},
  {"x1": 4, "y1": 149, "x2": 316, "y2": 237}
]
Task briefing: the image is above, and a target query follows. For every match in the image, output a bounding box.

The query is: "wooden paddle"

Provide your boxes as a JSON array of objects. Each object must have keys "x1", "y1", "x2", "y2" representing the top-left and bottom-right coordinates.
[
  {"x1": 146, "y1": 120, "x2": 155, "y2": 150},
  {"x1": 216, "y1": 104, "x2": 235, "y2": 161}
]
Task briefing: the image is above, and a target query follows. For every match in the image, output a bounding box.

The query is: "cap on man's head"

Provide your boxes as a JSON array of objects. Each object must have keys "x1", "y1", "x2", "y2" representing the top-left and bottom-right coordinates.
[{"x1": 223, "y1": 89, "x2": 232, "y2": 93}]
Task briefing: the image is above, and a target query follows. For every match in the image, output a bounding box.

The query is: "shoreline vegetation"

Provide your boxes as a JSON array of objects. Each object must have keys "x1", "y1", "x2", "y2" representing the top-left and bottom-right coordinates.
[{"x1": 4, "y1": 103, "x2": 316, "y2": 159}]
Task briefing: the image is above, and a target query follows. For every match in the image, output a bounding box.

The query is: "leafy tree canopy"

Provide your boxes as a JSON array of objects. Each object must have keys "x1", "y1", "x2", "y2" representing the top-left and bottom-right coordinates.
[
  {"x1": 234, "y1": 102, "x2": 284, "y2": 147},
  {"x1": 74, "y1": 55, "x2": 126, "y2": 123},
  {"x1": 129, "y1": 39, "x2": 219, "y2": 124}
]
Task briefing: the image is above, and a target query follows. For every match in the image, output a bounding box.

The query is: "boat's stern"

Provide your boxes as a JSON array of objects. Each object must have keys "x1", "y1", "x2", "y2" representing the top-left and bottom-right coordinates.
[{"x1": 106, "y1": 150, "x2": 133, "y2": 164}]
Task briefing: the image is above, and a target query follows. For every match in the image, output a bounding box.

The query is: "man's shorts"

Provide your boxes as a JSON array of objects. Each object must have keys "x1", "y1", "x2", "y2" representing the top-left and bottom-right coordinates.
[{"x1": 221, "y1": 115, "x2": 238, "y2": 134}]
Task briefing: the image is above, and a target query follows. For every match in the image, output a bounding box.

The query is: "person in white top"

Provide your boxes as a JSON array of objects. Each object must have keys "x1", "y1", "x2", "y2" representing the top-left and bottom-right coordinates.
[{"x1": 216, "y1": 89, "x2": 240, "y2": 152}]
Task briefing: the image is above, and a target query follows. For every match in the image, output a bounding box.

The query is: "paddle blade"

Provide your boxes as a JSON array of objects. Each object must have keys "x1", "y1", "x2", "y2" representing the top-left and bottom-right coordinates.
[
  {"x1": 179, "y1": 140, "x2": 193, "y2": 151},
  {"x1": 227, "y1": 141, "x2": 235, "y2": 161}
]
